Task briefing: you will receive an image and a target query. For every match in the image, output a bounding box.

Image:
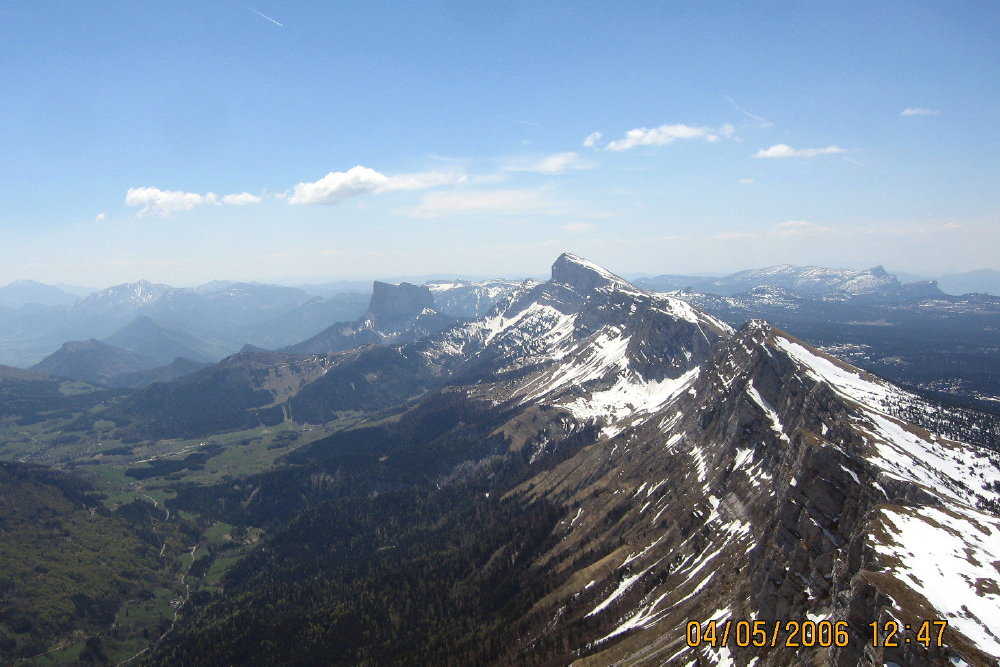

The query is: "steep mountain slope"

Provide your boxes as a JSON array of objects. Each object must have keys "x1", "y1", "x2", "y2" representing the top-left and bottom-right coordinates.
[
  {"x1": 426, "y1": 279, "x2": 536, "y2": 318},
  {"x1": 30, "y1": 339, "x2": 157, "y2": 385},
  {"x1": 508, "y1": 321, "x2": 1000, "y2": 666},
  {"x1": 103, "y1": 315, "x2": 222, "y2": 365},
  {"x1": 663, "y1": 285, "x2": 1000, "y2": 401},
  {"x1": 146, "y1": 254, "x2": 1000, "y2": 666}
]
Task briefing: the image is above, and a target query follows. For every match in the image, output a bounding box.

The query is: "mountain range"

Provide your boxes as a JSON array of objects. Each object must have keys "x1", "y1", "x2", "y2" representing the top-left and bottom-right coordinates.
[
  {"x1": 0, "y1": 281, "x2": 370, "y2": 368},
  {"x1": 637, "y1": 264, "x2": 909, "y2": 297},
  {"x1": 2, "y1": 253, "x2": 999, "y2": 665},
  {"x1": 137, "y1": 253, "x2": 1000, "y2": 666}
]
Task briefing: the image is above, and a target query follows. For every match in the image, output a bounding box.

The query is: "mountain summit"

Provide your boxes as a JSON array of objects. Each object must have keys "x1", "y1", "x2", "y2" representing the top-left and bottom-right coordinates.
[
  {"x1": 366, "y1": 281, "x2": 434, "y2": 326},
  {"x1": 550, "y1": 252, "x2": 635, "y2": 293}
]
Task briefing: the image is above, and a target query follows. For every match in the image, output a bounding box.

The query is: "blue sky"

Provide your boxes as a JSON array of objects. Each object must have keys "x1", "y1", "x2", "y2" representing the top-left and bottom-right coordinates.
[{"x1": 1, "y1": 0, "x2": 997, "y2": 286}]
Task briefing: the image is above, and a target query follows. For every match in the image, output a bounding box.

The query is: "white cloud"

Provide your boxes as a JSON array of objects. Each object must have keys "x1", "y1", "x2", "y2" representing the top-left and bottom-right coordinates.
[
  {"x1": 774, "y1": 220, "x2": 832, "y2": 236},
  {"x1": 381, "y1": 171, "x2": 467, "y2": 191},
  {"x1": 289, "y1": 165, "x2": 465, "y2": 205},
  {"x1": 401, "y1": 189, "x2": 557, "y2": 219},
  {"x1": 125, "y1": 186, "x2": 264, "y2": 217},
  {"x1": 505, "y1": 152, "x2": 594, "y2": 175},
  {"x1": 606, "y1": 123, "x2": 735, "y2": 151},
  {"x1": 753, "y1": 144, "x2": 847, "y2": 159},
  {"x1": 738, "y1": 177, "x2": 754, "y2": 184},
  {"x1": 901, "y1": 107, "x2": 941, "y2": 117},
  {"x1": 562, "y1": 222, "x2": 596, "y2": 233},
  {"x1": 95, "y1": 212, "x2": 107, "y2": 222},
  {"x1": 126, "y1": 187, "x2": 212, "y2": 217},
  {"x1": 222, "y1": 192, "x2": 263, "y2": 206},
  {"x1": 582, "y1": 131, "x2": 603, "y2": 148}
]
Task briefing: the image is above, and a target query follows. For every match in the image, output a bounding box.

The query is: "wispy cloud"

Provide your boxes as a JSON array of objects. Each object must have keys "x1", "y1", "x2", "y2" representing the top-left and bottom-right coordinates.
[
  {"x1": 753, "y1": 144, "x2": 846, "y2": 159},
  {"x1": 249, "y1": 8, "x2": 284, "y2": 27},
  {"x1": 504, "y1": 152, "x2": 595, "y2": 175},
  {"x1": 125, "y1": 187, "x2": 265, "y2": 217},
  {"x1": 606, "y1": 123, "x2": 735, "y2": 151},
  {"x1": 582, "y1": 131, "x2": 603, "y2": 148},
  {"x1": 222, "y1": 192, "x2": 263, "y2": 205},
  {"x1": 289, "y1": 166, "x2": 465, "y2": 205},
  {"x1": 95, "y1": 212, "x2": 107, "y2": 222},
  {"x1": 724, "y1": 95, "x2": 774, "y2": 128},
  {"x1": 901, "y1": 107, "x2": 940, "y2": 117},
  {"x1": 401, "y1": 189, "x2": 558, "y2": 219},
  {"x1": 737, "y1": 177, "x2": 754, "y2": 184}
]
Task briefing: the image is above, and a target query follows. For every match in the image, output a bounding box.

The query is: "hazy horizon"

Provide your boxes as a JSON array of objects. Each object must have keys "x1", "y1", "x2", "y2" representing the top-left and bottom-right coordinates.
[{"x1": 6, "y1": 259, "x2": 1000, "y2": 293}]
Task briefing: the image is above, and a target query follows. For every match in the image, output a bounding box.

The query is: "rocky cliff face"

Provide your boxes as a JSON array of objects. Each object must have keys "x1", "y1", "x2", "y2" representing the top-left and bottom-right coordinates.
[
  {"x1": 367, "y1": 281, "x2": 434, "y2": 327},
  {"x1": 285, "y1": 281, "x2": 454, "y2": 357},
  {"x1": 502, "y1": 321, "x2": 1000, "y2": 666}
]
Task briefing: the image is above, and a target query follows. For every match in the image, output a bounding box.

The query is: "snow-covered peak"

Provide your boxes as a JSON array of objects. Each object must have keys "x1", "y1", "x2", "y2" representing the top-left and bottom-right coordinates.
[
  {"x1": 551, "y1": 253, "x2": 637, "y2": 294},
  {"x1": 78, "y1": 280, "x2": 172, "y2": 309}
]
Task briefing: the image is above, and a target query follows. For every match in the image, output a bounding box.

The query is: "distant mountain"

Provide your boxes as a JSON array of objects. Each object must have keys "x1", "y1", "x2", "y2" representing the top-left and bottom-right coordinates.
[
  {"x1": 937, "y1": 269, "x2": 1000, "y2": 296},
  {"x1": 110, "y1": 357, "x2": 211, "y2": 389},
  {"x1": 661, "y1": 279, "x2": 1000, "y2": 400},
  {"x1": 31, "y1": 339, "x2": 157, "y2": 386},
  {"x1": 0, "y1": 280, "x2": 353, "y2": 367},
  {"x1": 628, "y1": 273, "x2": 710, "y2": 292},
  {"x1": 73, "y1": 280, "x2": 172, "y2": 313},
  {"x1": 0, "y1": 280, "x2": 78, "y2": 308},
  {"x1": 53, "y1": 283, "x2": 97, "y2": 298},
  {"x1": 636, "y1": 264, "x2": 969, "y2": 308},
  {"x1": 717, "y1": 264, "x2": 899, "y2": 296},
  {"x1": 294, "y1": 280, "x2": 373, "y2": 298},
  {"x1": 141, "y1": 282, "x2": 312, "y2": 342},
  {"x1": 285, "y1": 281, "x2": 457, "y2": 357},
  {"x1": 242, "y1": 293, "x2": 371, "y2": 349},
  {"x1": 103, "y1": 316, "x2": 223, "y2": 366}
]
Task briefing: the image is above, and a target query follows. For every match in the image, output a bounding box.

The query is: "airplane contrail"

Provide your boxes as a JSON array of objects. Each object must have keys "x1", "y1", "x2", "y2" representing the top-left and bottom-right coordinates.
[{"x1": 250, "y1": 7, "x2": 284, "y2": 27}]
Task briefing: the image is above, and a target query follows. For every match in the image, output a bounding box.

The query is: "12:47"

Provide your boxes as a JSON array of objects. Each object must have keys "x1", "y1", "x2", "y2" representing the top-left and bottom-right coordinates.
[{"x1": 870, "y1": 620, "x2": 948, "y2": 648}]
